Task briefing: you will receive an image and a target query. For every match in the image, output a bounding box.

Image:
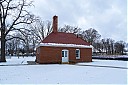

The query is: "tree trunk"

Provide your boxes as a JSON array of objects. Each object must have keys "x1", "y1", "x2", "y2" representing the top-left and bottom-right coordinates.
[{"x1": 0, "y1": 30, "x2": 6, "y2": 62}]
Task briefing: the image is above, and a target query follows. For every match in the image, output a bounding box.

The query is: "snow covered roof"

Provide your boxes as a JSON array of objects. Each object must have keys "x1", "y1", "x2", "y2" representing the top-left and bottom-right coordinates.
[
  {"x1": 38, "y1": 43, "x2": 93, "y2": 48},
  {"x1": 42, "y1": 32, "x2": 90, "y2": 46}
]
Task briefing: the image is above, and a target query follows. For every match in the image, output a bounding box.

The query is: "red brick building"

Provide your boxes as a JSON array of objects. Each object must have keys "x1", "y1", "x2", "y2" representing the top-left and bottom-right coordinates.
[{"x1": 36, "y1": 16, "x2": 92, "y2": 64}]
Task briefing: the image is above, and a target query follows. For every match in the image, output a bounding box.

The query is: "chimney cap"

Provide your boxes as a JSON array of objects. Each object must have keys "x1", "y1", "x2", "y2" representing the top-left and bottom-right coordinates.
[{"x1": 53, "y1": 15, "x2": 58, "y2": 17}]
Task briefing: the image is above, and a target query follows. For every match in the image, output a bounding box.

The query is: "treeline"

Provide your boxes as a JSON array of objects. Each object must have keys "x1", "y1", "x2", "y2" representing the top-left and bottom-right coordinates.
[
  {"x1": 93, "y1": 39, "x2": 126, "y2": 55},
  {"x1": 5, "y1": 19, "x2": 127, "y2": 56}
]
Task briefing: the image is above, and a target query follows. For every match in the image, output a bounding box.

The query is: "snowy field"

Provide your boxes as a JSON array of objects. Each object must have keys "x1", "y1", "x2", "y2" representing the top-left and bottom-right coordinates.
[{"x1": 0, "y1": 56, "x2": 128, "y2": 84}]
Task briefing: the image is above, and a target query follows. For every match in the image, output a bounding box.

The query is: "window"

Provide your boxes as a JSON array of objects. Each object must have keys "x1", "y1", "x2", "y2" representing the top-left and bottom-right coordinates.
[
  {"x1": 65, "y1": 51, "x2": 67, "y2": 57},
  {"x1": 62, "y1": 50, "x2": 68, "y2": 57},
  {"x1": 62, "y1": 51, "x2": 64, "y2": 57},
  {"x1": 76, "y1": 49, "x2": 80, "y2": 59}
]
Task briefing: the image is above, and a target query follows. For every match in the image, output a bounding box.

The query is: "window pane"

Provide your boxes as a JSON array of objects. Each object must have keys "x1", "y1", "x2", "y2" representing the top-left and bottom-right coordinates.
[
  {"x1": 65, "y1": 51, "x2": 67, "y2": 57},
  {"x1": 76, "y1": 54, "x2": 78, "y2": 57},
  {"x1": 76, "y1": 50, "x2": 79, "y2": 53},
  {"x1": 62, "y1": 51, "x2": 64, "y2": 57}
]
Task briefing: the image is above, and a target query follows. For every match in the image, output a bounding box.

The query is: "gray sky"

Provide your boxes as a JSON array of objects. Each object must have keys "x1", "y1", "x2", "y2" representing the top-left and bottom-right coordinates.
[{"x1": 30, "y1": 0, "x2": 127, "y2": 42}]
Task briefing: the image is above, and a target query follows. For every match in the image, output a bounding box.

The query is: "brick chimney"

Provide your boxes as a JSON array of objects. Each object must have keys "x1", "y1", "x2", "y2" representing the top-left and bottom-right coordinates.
[{"x1": 52, "y1": 15, "x2": 58, "y2": 33}]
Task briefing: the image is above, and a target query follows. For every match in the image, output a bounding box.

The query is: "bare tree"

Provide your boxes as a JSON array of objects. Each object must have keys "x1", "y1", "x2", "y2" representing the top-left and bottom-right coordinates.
[
  {"x1": 93, "y1": 38, "x2": 115, "y2": 55},
  {"x1": 16, "y1": 28, "x2": 31, "y2": 56},
  {"x1": 0, "y1": 0, "x2": 35, "y2": 62},
  {"x1": 114, "y1": 41, "x2": 125, "y2": 55},
  {"x1": 82, "y1": 28, "x2": 101, "y2": 44},
  {"x1": 6, "y1": 37, "x2": 16, "y2": 56},
  {"x1": 101, "y1": 38, "x2": 115, "y2": 55},
  {"x1": 101, "y1": 39, "x2": 107, "y2": 54},
  {"x1": 109, "y1": 39, "x2": 115, "y2": 54},
  {"x1": 93, "y1": 40, "x2": 103, "y2": 54},
  {"x1": 3, "y1": 31, "x2": 24, "y2": 57},
  {"x1": 59, "y1": 25, "x2": 81, "y2": 34},
  {"x1": 30, "y1": 19, "x2": 52, "y2": 43}
]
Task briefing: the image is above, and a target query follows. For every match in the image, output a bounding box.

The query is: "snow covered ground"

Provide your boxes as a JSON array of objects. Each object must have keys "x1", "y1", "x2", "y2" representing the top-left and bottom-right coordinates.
[
  {"x1": 0, "y1": 56, "x2": 35, "y2": 65},
  {"x1": 0, "y1": 56, "x2": 127, "y2": 84},
  {"x1": 93, "y1": 55, "x2": 128, "y2": 58}
]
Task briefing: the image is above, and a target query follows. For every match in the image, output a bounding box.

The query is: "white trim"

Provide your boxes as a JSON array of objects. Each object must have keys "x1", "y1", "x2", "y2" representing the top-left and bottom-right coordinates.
[{"x1": 37, "y1": 43, "x2": 93, "y2": 48}]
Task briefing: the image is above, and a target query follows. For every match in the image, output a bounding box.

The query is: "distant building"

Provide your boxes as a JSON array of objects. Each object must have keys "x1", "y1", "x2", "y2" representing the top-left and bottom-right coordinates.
[{"x1": 36, "y1": 16, "x2": 92, "y2": 64}]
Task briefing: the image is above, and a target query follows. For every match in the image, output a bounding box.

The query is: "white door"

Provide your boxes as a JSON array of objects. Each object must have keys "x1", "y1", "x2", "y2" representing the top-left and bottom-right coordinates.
[{"x1": 62, "y1": 50, "x2": 69, "y2": 63}]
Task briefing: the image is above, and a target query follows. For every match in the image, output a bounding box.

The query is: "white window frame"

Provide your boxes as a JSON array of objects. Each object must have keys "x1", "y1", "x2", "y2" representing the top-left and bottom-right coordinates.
[
  {"x1": 62, "y1": 49, "x2": 68, "y2": 57},
  {"x1": 76, "y1": 49, "x2": 80, "y2": 59}
]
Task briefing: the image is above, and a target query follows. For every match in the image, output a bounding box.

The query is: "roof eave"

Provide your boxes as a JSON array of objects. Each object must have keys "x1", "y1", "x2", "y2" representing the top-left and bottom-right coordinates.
[{"x1": 37, "y1": 43, "x2": 93, "y2": 48}]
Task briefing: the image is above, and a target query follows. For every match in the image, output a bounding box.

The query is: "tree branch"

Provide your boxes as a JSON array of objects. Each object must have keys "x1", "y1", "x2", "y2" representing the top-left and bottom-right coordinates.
[
  {"x1": 4, "y1": 0, "x2": 12, "y2": 22},
  {"x1": 5, "y1": 0, "x2": 25, "y2": 36},
  {"x1": 6, "y1": 36, "x2": 25, "y2": 43}
]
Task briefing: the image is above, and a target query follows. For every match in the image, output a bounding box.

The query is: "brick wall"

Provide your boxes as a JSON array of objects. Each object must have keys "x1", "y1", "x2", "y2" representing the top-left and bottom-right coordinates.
[{"x1": 36, "y1": 46, "x2": 92, "y2": 64}]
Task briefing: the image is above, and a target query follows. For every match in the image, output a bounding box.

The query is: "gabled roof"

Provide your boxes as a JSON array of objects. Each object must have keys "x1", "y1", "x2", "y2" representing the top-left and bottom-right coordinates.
[
  {"x1": 41, "y1": 16, "x2": 90, "y2": 46},
  {"x1": 42, "y1": 32, "x2": 90, "y2": 45}
]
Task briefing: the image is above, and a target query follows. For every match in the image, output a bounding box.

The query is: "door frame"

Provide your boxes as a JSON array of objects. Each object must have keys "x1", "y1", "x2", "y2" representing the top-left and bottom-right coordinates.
[{"x1": 62, "y1": 50, "x2": 69, "y2": 63}]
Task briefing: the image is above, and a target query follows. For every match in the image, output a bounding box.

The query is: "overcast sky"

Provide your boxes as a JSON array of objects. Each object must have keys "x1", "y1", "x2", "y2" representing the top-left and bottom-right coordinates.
[{"x1": 31, "y1": 0, "x2": 127, "y2": 42}]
